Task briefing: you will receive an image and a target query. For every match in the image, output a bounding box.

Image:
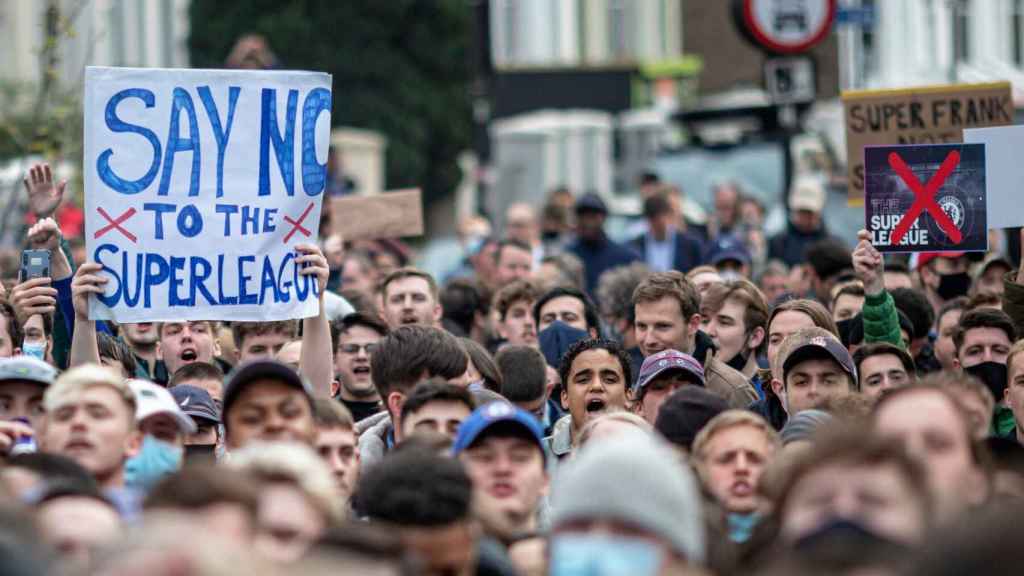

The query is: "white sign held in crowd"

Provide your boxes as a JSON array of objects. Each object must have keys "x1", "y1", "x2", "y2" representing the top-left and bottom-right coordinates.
[
  {"x1": 84, "y1": 66, "x2": 332, "y2": 322},
  {"x1": 964, "y1": 124, "x2": 1024, "y2": 230}
]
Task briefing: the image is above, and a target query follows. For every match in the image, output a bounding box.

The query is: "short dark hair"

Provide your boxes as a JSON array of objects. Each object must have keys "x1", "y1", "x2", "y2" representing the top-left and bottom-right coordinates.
[
  {"x1": 890, "y1": 287, "x2": 935, "y2": 342},
  {"x1": 643, "y1": 193, "x2": 672, "y2": 219},
  {"x1": 440, "y1": 278, "x2": 485, "y2": 335},
  {"x1": 936, "y1": 296, "x2": 968, "y2": 330},
  {"x1": 558, "y1": 338, "x2": 633, "y2": 392},
  {"x1": 231, "y1": 320, "x2": 297, "y2": 350},
  {"x1": 831, "y1": 282, "x2": 865, "y2": 308},
  {"x1": 495, "y1": 345, "x2": 548, "y2": 403},
  {"x1": 954, "y1": 308, "x2": 1017, "y2": 357},
  {"x1": 804, "y1": 238, "x2": 852, "y2": 281},
  {"x1": 0, "y1": 299, "x2": 23, "y2": 352},
  {"x1": 460, "y1": 338, "x2": 501, "y2": 392},
  {"x1": 399, "y1": 379, "x2": 475, "y2": 425},
  {"x1": 313, "y1": 523, "x2": 418, "y2": 576},
  {"x1": 596, "y1": 262, "x2": 651, "y2": 326},
  {"x1": 330, "y1": 312, "x2": 389, "y2": 354},
  {"x1": 169, "y1": 361, "x2": 224, "y2": 388},
  {"x1": 97, "y1": 333, "x2": 138, "y2": 377},
  {"x1": 145, "y1": 464, "x2": 259, "y2": 519},
  {"x1": 32, "y1": 478, "x2": 114, "y2": 510},
  {"x1": 493, "y1": 238, "x2": 532, "y2": 265},
  {"x1": 494, "y1": 280, "x2": 541, "y2": 322},
  {"x1": 370, "y1": 326, "x2": 468, "y2": 400},
  {"x1": 534, "y1": 286, "x2": 600, "y2": 333},
  {"x1": 356, "y1": 450, "x2": 473, "y2": 526},
  {"x1": 633, "y1": 271, "x2": 700, "y2": 320},
  {"x1": 380, "y1": 268, "x2": 438, "y2": 301},
  {"x1": 852, "y1": 342, "x2": 916, "y2": 381},
  {"x1": 313, "y1": 397, "x2": 355, "y2": 430},
  {"x1": 5, "y1": 453, "x2": 96, "y2": 488}
]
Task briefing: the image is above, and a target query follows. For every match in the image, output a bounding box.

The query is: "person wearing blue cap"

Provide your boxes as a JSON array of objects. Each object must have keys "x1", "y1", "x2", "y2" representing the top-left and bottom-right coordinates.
[{"x1": 453, "y1": 402, "x2": 549, "y2": 545}]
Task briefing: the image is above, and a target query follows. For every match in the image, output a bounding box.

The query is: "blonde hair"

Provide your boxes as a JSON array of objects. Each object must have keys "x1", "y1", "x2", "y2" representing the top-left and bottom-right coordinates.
[
  {"x1": 227, "y1": 441, "x2": 343, "y2": 521},
  {"x1": 1007, "y1": 340, "x2": 1024, "y2": 383},
  {"x1": 44, "y1": 364, "x2": 136, "y2": 421},
  {"x1": 690, "y1": 410, "x2": 781, "y2": 477},
  {"x1": 577, "y1": 410, "x2": 653, "y2": 447}
]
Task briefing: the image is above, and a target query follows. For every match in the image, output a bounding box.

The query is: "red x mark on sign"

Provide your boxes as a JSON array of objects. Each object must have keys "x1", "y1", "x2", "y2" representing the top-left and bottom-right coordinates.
[
  {"x1": 888, "y1": 150, "x2": 963, "y2": 246},
  {"x1": 283, "y1": 202, "x2": 316, "y2": 244},
  {"x1": 94, "y1": 207, "x2": 138, "y2": 243}
]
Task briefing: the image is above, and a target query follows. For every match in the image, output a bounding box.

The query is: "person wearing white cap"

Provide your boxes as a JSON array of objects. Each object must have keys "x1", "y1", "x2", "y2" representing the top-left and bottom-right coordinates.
[
  {"x1": 124, "y1": 379, "x2": 196, "y2": 491},
  {"x1": 768, "y1": 177, "x2": 838, "y2": 268}
]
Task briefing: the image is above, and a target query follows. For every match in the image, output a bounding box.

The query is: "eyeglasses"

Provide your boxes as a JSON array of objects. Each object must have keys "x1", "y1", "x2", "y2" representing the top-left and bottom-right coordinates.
[{"x1": 340, "y1": 343, "x2": 378, "y2": 355}]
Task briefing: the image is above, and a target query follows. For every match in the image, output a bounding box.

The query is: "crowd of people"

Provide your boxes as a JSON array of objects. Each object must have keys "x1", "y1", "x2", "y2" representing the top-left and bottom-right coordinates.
[{"x1": 0, "y1": 163, "x2": 1022, "y2": 576}]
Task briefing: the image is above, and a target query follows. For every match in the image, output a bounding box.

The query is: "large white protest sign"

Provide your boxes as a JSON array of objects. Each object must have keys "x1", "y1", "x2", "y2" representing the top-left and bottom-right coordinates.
[
  {"x1": 84, "y1": 66, "x2": 332, "y2": 322},
  {"x1": 964, "y1": 124, "x2": 1024, "y2": 229}
]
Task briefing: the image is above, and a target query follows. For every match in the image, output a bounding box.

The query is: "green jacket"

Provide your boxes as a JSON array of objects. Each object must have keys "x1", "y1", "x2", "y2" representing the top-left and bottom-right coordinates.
[{"x1": 862, "y1": 290, "x2": 904, "y2": 348}]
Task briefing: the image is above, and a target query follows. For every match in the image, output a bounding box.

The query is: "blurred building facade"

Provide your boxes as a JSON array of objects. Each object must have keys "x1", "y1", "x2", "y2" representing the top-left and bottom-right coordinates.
[{"x1": 0, "y1": 0, "x2": 191, "y2": 85}]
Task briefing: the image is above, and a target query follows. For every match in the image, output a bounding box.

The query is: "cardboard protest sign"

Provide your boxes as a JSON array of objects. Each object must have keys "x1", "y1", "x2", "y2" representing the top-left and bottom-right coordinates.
[
  {"x1": 842, "y1": 82, "x2": 1011, "y2": 205},
  {"x1": 330, "y1": 189, "x2": 424, "y2": 241},
  {"x1": 964, "y1": 124, "x2": 1024, "y2": 229},
  {"x1": 865, "y1": 143, "x2": 986, "y2": 253},
  {"x1": 84, "y1": 66, "x2": 332, "y2": 322}
]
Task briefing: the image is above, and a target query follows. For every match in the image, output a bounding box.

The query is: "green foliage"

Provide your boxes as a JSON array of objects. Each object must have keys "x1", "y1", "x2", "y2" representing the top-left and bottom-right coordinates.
[{"x1": 188, "y1": 0, "x2": 472, "y2": 204}]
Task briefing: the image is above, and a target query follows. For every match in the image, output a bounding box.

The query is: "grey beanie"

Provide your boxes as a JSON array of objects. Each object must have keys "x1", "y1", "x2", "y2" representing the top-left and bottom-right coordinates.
[
  {"x1": 780, "y1": 409, "x2": 834, "y2": 445},
  {"x1": 550, "y1": 433, "x2": 706, "y2": 565}
]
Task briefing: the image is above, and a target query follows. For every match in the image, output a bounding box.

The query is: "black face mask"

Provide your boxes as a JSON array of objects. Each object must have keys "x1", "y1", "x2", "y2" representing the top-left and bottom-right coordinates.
[
  {"x1": 725, "y1": 349, "x2": 749, "y2": 372},
  {"x1": 936, "y1": 271, "x2": 971, "y2": 300},
  {"x1": 965, "y1": 361, "x2": 1008, "y2": 400},
  {"x1": 794, "y1": 518, "x2": 909, "y2": 568},
  {"x1": 184, "y1": 444, "x2": 217, "y2": 462}
]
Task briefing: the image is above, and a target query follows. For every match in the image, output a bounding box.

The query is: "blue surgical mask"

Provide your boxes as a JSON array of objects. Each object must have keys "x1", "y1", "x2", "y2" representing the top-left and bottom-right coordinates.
[
  {"x1": 728, "y1": 512, "x2": 761, "y2": 543},
  {"x1": 125, "y1": 435, "x2": 182, "y2": 491},
  {"x1": 550, "y1": 534, "x2": 662, "y2": 576},
  {"x1": 21, "y1": 341, "x2": 46, "y2": 362}
]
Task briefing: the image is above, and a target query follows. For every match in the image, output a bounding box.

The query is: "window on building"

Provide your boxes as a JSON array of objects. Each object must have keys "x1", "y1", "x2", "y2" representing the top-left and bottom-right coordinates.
[
  {"x1": 1013, "y1": 0, "x2": 1024, "y2": 66},
  {"x1": 953, "y1": 0, "x2": 970, "y2": 62},
  {"x1": 609, "y1": 0, "x2": 627, "y2": 60}
]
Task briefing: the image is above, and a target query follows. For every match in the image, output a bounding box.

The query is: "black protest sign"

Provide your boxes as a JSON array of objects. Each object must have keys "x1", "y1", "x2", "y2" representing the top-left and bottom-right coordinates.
[{"x1": 865, "y1": 143, "x2": 986, "y2": 253}]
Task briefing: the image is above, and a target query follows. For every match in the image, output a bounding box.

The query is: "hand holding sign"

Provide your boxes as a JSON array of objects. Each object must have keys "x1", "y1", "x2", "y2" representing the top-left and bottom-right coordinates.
[
  {"x1": 72, "y1": 263, "x2": 108, "y2": 322},
  {"x1": 853, "y1": 229, "x2": 885, "y2": 296}
]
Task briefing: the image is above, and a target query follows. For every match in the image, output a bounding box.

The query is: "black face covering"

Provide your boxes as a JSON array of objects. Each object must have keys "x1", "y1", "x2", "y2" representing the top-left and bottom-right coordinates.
[
  {"x1": 793, "y1": 518, "x2": 909, "y2": 569},
  {"x1": 965, "y1": 361, "x2": 1009, "y2": 400},
  {"x1": 725, "y1": 349, "x2": 749, "y2": 372},
  {"x1": 184, "y1": 444, "x2": 217, "y2": 461},
  {"x1": 937, "y1": 271, "x2": 971, "y2": 300}
]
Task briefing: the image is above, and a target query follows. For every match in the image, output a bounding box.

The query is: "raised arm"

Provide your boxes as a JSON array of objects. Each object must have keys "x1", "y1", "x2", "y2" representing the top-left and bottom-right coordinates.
[
  {"x1": 297, "y1": 243, "x2": 333, "y2": 397},
  {"x1": 854, "y1": 229, "x2": 904, "y2": 348},
  {"x1": 23, "y1": 163, "x2": 66, "y2": 220},
  {"x1": 68, "y1": 263, "x2": 107, "y2": 368}
]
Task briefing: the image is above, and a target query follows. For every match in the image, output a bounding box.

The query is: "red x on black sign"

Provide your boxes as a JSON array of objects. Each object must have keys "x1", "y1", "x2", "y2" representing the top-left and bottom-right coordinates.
[{"x1": 888, "y1": 150, "x2": 963, "y2": 246}]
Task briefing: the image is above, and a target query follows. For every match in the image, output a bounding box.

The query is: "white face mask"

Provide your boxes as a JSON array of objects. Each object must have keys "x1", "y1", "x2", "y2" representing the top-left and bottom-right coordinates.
[{"x1": 21, "y1": 340, "x2": 46, "y2": 362}]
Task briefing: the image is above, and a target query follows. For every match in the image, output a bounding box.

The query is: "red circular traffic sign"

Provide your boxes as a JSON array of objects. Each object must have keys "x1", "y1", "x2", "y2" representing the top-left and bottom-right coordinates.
[{"x1": 740, "y1": 0, "x2": 837, "y2": 54}]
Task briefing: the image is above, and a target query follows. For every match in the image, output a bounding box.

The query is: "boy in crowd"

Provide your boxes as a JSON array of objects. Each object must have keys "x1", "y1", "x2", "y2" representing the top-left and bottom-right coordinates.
[
  {"x1": 493, "y1": 280, "x2": 540, "y2": 348},
  {"x1": 399, "y1": 379, "x2": 475, "y2": 441},
  {"x1": 454, "y1": 402, "x2": 549, "y2": 544},
  {"x1": 330, "y1": 313, "x2": 388, "y2": 422},
  {"x1": 312, "y1": 398, "x2": 360, "y2": 506}
]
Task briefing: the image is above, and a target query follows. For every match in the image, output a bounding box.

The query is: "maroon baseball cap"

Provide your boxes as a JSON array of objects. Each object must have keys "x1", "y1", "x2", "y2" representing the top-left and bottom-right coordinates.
[{"x1": 635, "y1": 350, "x2": 705, "y2": 393}]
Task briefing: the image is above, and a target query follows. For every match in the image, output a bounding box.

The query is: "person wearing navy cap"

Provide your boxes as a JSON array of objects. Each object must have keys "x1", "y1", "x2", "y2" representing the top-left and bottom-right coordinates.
[
  {"x1": 453, "y1": 402, "x2": 549, "y2": 545},
  {"x1": 169, "y1": 385, "x2": 221, "y2": 460},
  {"x1": 705, "y1": 235, "x2": 752, "y2": 279},
  {"x1": 632, "y1": 349, "x2": 706, "y2": 426}
]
